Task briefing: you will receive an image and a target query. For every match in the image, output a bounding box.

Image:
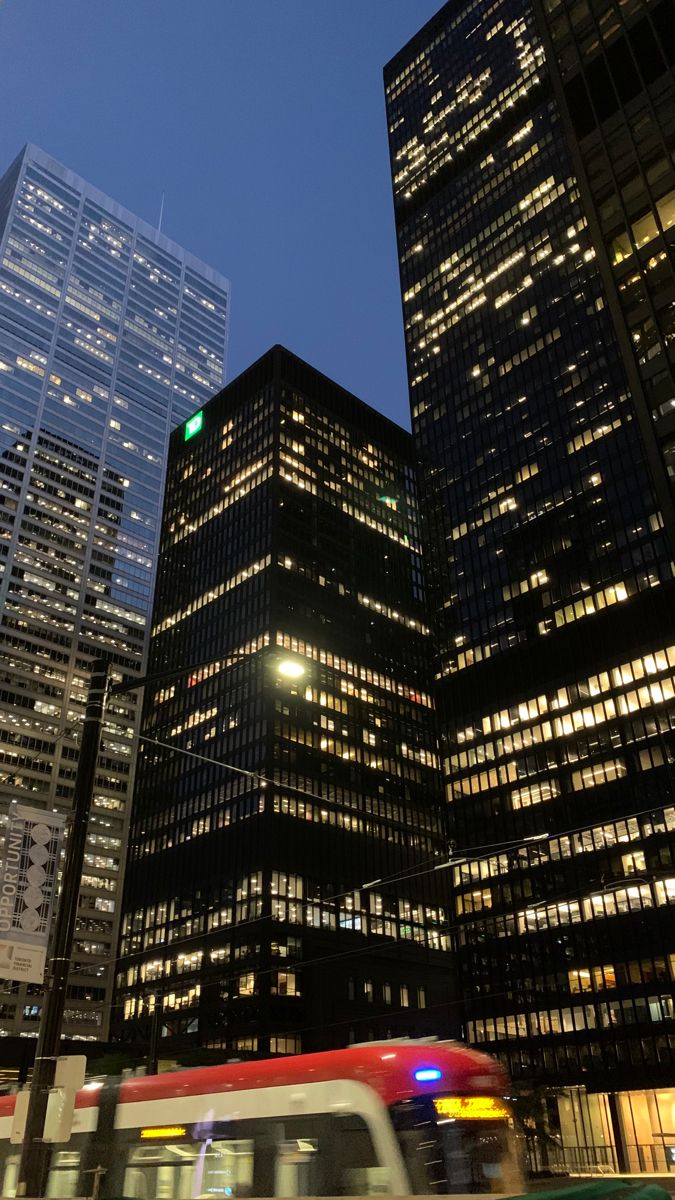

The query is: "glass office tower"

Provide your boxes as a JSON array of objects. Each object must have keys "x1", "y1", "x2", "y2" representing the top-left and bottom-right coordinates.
[
  {"x1": 0, "y1": 144, "x2": 230, "y2": 1042},
  {"x1": 115, "y1": 346, "x2": 452, "y2": 1061},
  {"x1": 385, "y1": 1, "x2": 675, "y2": 1173},
  {"x1": 532, "y1": 0, "x2": 675, "y2": 532}
]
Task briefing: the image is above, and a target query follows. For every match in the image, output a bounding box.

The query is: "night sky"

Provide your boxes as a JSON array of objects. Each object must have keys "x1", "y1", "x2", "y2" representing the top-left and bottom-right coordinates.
[{"x1": 1, "y1": 1, "x2": 442, "y2": 429}]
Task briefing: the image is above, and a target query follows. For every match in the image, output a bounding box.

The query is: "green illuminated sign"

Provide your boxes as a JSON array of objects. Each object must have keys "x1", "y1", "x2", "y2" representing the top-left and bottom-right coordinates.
[{"x1": 184, "y1": 410, "x2": 203, "y2": 441}]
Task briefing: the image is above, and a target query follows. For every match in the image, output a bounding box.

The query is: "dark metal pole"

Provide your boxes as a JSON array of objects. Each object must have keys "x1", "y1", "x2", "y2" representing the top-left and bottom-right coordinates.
[
  {"x1": 147, "y1": 993, "x2": 161, "y2": 1077},
  {"x1": 17, "y1": 658, "x2": 111, "y2": 1198}
]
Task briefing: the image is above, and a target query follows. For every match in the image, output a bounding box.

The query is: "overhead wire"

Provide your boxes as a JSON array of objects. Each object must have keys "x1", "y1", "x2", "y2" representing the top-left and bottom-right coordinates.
[
  {"x1": 67, "y1": 802, "x2": 673, "y2": 1011},
  {"x1": 73, "y1": 848, "x2": 666, "y2": 1038},
  {"x1": 136, "y1": 734, "x2": 674, "y2": 862},
  {"x1": 65, "y1": 715, "x2": 675, "y2": 985},
  {"x1": 12, "y1": 705, "x2": 672, "y2": 1029}
]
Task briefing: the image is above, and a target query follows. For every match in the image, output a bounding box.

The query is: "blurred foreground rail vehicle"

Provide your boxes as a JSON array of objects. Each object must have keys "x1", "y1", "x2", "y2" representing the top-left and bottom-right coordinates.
[{"x1": 0, "y1": 1038, "x2": 524, "y2": 1197}]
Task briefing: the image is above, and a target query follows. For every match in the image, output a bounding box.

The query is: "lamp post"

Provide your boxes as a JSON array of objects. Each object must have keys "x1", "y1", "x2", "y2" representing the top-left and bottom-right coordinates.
[
  {"x1": 17, "y1": 647, "x2": 305, "y2": 1197},
  {"x1": 17, "y1": 659, "x2": 111, "y2": 1198}
]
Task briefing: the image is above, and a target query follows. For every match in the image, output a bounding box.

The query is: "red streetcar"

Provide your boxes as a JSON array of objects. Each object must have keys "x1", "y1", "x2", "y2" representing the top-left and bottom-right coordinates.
[{"x1": 0, "y1": 1039, "x2": 523, "y2": 1197}]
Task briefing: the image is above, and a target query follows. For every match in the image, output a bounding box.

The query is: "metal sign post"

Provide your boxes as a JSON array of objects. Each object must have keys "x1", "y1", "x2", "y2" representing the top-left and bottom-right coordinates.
[{"x1": 16, "y1": 660, "x2": 111, "y2": 1198}]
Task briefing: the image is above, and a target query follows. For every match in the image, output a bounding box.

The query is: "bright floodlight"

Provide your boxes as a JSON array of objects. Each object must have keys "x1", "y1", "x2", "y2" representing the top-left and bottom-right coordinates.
[{"x1": 277, "y1": 659, "x2": 305, "y2": 679}]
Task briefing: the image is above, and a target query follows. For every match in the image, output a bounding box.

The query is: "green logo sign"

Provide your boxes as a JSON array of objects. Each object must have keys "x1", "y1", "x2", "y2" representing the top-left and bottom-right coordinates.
[{"x1": 184, "y1": 410, "x2": 203, "y2": 441}]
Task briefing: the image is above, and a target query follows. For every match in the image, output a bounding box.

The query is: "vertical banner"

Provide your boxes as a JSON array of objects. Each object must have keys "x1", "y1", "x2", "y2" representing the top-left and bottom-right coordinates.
[{"x1": 0, "y1": 802, "x2": 65, "y2": 983}]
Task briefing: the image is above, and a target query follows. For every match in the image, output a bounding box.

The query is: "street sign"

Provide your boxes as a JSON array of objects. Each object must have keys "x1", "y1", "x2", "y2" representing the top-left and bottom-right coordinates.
[
  {"x1": 54, "y1": 1054, "x2": 87, "y2": 1091},
  {"x1": 43, "y1": 1087, "x2": 75, "y2": 1143},
  {"x1": 10, "y1": 1089, "x2": 30, "y2": 1144}
]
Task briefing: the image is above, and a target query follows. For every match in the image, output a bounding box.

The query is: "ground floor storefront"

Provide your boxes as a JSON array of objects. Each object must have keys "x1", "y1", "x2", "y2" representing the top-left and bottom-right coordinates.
[{"x1": 529, "y1": 1086, "x2": 675, "y2": 1175}]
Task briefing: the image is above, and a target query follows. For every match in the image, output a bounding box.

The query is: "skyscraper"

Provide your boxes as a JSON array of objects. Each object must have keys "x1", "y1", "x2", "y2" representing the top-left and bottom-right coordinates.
[
  {"x1": 0, "y1": 144, "x2": 230, "y2": 1041},
  {"x1": 115, "y1": 345, "x2": 452, "y2": 1060},
  {"x1": 385, "y1": 2, "x2": 675, "y2": 1172},
  {"x1": 531, "y1": 0, "x2": 675, "y2": 530}
]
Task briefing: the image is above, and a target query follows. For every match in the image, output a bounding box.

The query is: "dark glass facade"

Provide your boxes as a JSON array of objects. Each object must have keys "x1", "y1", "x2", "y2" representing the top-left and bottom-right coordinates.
[
  {"x1": 116, "y1": 346, "x2": 453, "y2": 1060},
  {"x1": 0, "y1": 144, "x2": 229, "y2": 1041},
  {"x1": 531, "y1": 0, "x2": 675, "y2": 533},
  {"x1": 385, "y1": 0, "x2": 675, "y2": 1171}
]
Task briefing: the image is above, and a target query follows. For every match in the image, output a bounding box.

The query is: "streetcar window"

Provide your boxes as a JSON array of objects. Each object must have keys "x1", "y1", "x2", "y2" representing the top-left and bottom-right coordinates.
[
  {"x1": 391, "y1": 1099, "x2": 522, "y2": 1195},
  {"x1": 46, "y1": 1150, "x2": 80, "y2": 1198},
  {"x1": 0, "y1": 1149, "x2": 80, "y2": 1199},
  {"x1": 123, "y1": 1138, "x2": 254, "y2": 1199},
  {"x1": 1, "y1": 1152, "x2": 19, "y2": 1198},
  {"x1": 437, "y1": 1120, "x2": 521, "y2": 1195},
  {"x1": 275, "y1": 1137, "x2": 320, "y2": 1197},
  {"x1": 328, "y1": 1115, "x2": 388, "y2": 1196},
  {"x1": 270, "y1": 1113, "x2": 385, "y2": 1196},
  {"x1": 206, "y1": 1140, "x2": 255, "y2": 1196},
  {"x1": 121, "y1": 1113, "x2": 387, "y2": 1197}
]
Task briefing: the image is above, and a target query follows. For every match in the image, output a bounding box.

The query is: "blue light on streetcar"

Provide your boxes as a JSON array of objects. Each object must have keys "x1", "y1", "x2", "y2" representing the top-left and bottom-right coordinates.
[{"x1": 414, "y1": 1068, "x2": 442, "y2": 1082}]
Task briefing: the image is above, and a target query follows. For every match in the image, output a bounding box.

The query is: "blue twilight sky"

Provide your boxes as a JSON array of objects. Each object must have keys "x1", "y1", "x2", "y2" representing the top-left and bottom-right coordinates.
[{"x1": 1, "y1": 1, "x2": 442, "y2": 430}]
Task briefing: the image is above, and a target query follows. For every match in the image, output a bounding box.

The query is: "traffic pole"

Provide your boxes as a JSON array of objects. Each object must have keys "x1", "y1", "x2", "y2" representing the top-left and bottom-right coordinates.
[{"x1": 17, "y1": 659, "x2": 111, "y2": 1197}]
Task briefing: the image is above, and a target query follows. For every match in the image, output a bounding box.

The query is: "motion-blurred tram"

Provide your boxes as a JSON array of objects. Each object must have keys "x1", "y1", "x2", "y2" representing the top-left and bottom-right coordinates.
[{"x1": 0, "y1": 1040, "x2": 524, "y2": 1197}]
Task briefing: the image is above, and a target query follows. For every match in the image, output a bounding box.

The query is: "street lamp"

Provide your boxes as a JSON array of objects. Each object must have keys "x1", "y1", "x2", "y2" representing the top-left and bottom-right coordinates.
[
  {"x1": 18, "y1": 646, "x2": 307, "y2": 1197},
  {"x1": 276, "y1": 658, "x2": 306, "y2": 680},
  {"x1": 17, "y1": 659, "x2": 111, "y2": 1199}
]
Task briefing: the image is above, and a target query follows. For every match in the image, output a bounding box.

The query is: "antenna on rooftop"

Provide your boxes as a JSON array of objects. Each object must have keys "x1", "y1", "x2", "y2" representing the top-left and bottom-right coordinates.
[{"x1": 158, "y1": 192, "x2": 165, "y2": 234}]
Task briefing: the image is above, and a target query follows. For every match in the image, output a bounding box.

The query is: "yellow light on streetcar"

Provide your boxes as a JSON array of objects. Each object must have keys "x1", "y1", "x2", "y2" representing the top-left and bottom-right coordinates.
[
  {"x1": 140, "y1": 1125, "x2": 187, "y2": 1140},
  {"x1": 434, "y1": 1096, "x2": 510, "y2": 1122}
]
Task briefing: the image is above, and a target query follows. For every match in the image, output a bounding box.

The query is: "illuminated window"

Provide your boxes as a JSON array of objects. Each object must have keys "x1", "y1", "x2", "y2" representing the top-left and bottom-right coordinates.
[
  {"x1": 237, "y1": 973, "x2": 256, "y2": 997},
  {"x1": 272, "y1": 971, "x2": 299, "y2": 997}
]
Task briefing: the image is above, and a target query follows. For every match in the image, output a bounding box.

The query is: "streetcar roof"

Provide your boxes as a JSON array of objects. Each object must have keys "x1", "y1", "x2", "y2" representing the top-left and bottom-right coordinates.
[{"x1": 0, "y1": 1039, "x2": 506, "y2": 1118}]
